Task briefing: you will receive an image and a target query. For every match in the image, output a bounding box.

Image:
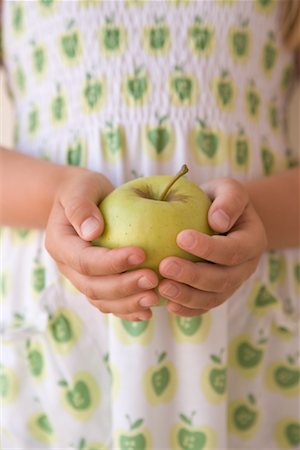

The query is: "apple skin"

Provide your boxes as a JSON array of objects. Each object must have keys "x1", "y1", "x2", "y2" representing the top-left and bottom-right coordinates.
[{"x1": 93, "y1": 175, "x2": 213, "y2": 275}]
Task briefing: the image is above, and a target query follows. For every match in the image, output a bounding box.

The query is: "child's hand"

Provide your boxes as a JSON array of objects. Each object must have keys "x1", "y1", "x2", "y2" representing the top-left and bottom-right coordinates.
[
  {"x1": 158, "y1": 178, "x2": 267, "y2": 317},
  {"x1": 45, "y1": 169, "x2": 159, "y2": 321}
]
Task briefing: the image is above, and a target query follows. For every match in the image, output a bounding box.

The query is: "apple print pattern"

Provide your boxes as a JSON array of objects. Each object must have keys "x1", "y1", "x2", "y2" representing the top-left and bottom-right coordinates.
[{"x1": 1, "y1": 0, "x2": 299, "y2": 448}]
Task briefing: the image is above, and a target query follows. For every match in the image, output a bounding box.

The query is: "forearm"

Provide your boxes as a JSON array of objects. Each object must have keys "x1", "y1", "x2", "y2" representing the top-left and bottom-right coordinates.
[
  {"x1": 0, "y1": 147, "x2": 83, "y2": 228},
  {"x1": 245, "y1": 167, "x2": 300, "y2": 250}
]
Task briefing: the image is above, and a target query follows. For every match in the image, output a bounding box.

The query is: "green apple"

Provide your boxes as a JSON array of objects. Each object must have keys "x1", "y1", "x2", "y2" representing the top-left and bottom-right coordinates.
[
  {"x1": 12, "y1": 2, "x2": 24, "y2": 34},
  {"x1": 201, "y1": 352, "x2": 227, "y2": 403},
  {"x1": 0, "y1": 366, "x2": 19, "y2": 403},
  {"x1": 143, "y1": 352, "x2": 177, "y2": 405},
  {"x1": 112, "y1": 315, "x2": 154, "y2": 345},
  {"x1": 268, "y1": 98, "x2": 280, "y2": 131},
  {"x1": 143, "y1": 18, "x2": 171, "y2": 54},
  {"x1": 47, "y1": 307, "x2": 82, "y2": 354},
  {"x1": 66, "y1": 138, "x2": 87, "y2": 167},
  {"x1": 212, "y1": 70, "x2": 236, "y2": 111},
  {"x1": 229, "y1": 126, "x2": 251, "y2": 172},
  {"x1": 169, "y1": 67, "x2": 198, "y2": 106},
  {"x1": 31, "y1": 41, "x2": 47, "y2": 77},
  {"x1": 99, "y1": 17, "x2": 127, "y2": 55},
  {"x1": 38, "y1": 0, "x2": 57, "y2": 15},
  {"x1": 228, "y1": 19, "x2": 251, "y2": 63},
  {"x1": 229, "y1": 332, "x2": 267, "y2": 378},
  {"x1": 255, "y1": 0, "x2": 275, "y2": 14},
  {"x1": 247, "y1": 280, "x2": 279, "y2": 316},
  {"x1": 50, "y1": 84, "x2": 67, "y2": 125},
  {"x1": 28, "y1": 412, "x2": 55, "y2": 443},
  {"x1": 76, "y1": 437, "x2": 108, "y2": 450},
  {"x1": 26, "y1": 340, "x2": 45, "y2": 382},
  {"x1": 188, "y1": 16, "x2": 215, "y2": 56},
  {"x1": 268, "y1": 251, "x2": 286, "y2": 285},
  {"x1": 170, "y1": 413, "x2": 216, "y2": 450},
  {"x1": 281, "y1": 64, "x2": 295, "y2": 92},
  {"x1": 101, "y1": 123, "x2": 126, "y2": 162},
  {"x1": 27, "y1": 104, "x2": 39, "y2": 136},
  {"x1": 228, "y1": 394, "x2": 260, "y2": 440},
  {"x1": 14, "y1": 62, "x2": 26, "y2": 95},
  {"x1": 245, "y1": 80, "x2": 261, "y2": 120},
  {"x1": 294, "y1": 260, "x2": 300, "y2": 294},
  {"x1": 275, "y1": 418, "x2": 300, "y2": 449},
  {"x1": 142, "y1": 114, "x2": 175, "y2": 162},
  {"x1": 260, "y1": 140, "x2": 277, "y2": 176},
  {"x1": 93, "y1": 165, "x2": 214, "y2": 281},
  {"x1": 115, "y1": 415, "x2": 152, "y2": 450},
  {"x1": 59, "y1": 20, "x2": 82, "y2": 65},
  {"x1": 123, "y1": 66, "x2": 150, "y2": 106},
  {"x1": 265, "y1": 355, "x2": 300, "y2": 396},
  {"x1": 261, "y1": 31, "x2": 277, "y2": 76}
]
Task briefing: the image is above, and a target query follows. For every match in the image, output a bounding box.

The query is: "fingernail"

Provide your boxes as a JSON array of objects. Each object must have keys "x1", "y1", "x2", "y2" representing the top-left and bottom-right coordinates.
[
  {"x1": 211, "y1": 209, "x2": 230, "y2": 230},
  {"x1": 178, "y1": 232, "x2": 195, "y2": 249},
  {"x1": 164, "y1": 262, "x2": 181, "y2": 277},
  {"x1": 138, "y1": 276, "x2": 156, "y2": 289},
  {"x1": 139, "y1": 296, "x2": 157, "y2": 307},
  {"x1": 168, "y1": 302, "x2": 182, "y2": 312},
  {"x1": 128, "y1": 254, "x2": 144, "y2": 266},
  {"x1": 81, "y1": 217, "x2": 100, "y2": 238},
  {"x1": 137, "y1": 311, "x2": 151, "y2": 321},
  {"x1": 161, "y1": 283, "x2": 179, "y2": 298}
]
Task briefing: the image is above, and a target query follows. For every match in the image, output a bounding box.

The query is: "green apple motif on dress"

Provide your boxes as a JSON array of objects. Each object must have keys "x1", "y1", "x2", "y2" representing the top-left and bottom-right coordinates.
[
  {"x1": 265, "y1": 353, "x2": 300, "y2": 397},
  {"x1": 31, "y1": 41, "x2": 47, "y2": 78},
  {"x1": 123, "y1": 66, "x2": 150, "y2": 106},
  {"x1": 38, "y1": 0, "x2": 57, "y2": 16},
  {"x1": 27, "y1": 103, "x2": 40, "y2": 137},
  {"x1": 229, "y1": 125, "x2": 251, "y2": 172},
  {"x1": 99, "y1": 16, "x2": 127, "y2": 56},
  {"x1": 112, "y1": 315, "x2": 154, "y2": 345},
  {"x1": 101, "y1": 122, "x2": 126, "y2": 163},
  {"x1": 26, "y1": 339, "x2": 45, "y2": 383},
  {"x1": 72, "y1": 437, "x2": 109, "y2": 450},
  {"x1": 66, "y1": 136, "x2": 87, "y2": 167},
  {"x1": 254, "y1": 0, "x2": 276, "y2": 14},
  {"x1": 14, "y1": 60, "x2": 26, "y2": 95},
  {"x1": 190, "y1": 118, "x2": 225, "y2": 165},
  {"x1": 247, "y1": 280, "x2": 279, "y2": 316},
  {"x1": 142, "y1": 114, "x2": 175, "y2": 162},
  {"x1": 268, "y1": 97, "x2": 280, "y2": 132},
  {"x1": 170, "y1": 412, "x2": 216, "y2": 450},
  {"x1": 245, "y1": 79, "x2": 261, "y2": 121},
  {"x1": 281, "y1": 63, "x2": 295, "y2": 93},
  {"x1": 261, "y1": 31, "x2": 278, "y2": 77},
  {"x1": 59, "y1": 20, "x2": 82, "y2": 66},
  {"x1": 59, "y1": 371, "x2": 100, "y2": 421},
  {"x1": 268, "y1": 251, "x2": 286, "y2": 286},
  {"x1": 201, "y1": 351, "x2": 227, "y2": 403},
  {"x1": 211, "y1": 69, "x2": 236, "y2": 112},
  {"x1": 260, "y1": 137, "x2": 278, "y2": 176},
  {"x1": 228, "y1": 18, "x2": 251, "y2": 63},
  {"x1": 82, "y1": 72, "x2": 106, "y2": 114},
  {"x1": 0, "y1": 365, "x2": 19, "y2": 404},
  {"x1": 115, "y1": 416, "x2": 152, "y2": 450},
  {"x1": 275, "y1": 418, "x2": 300, "y2": 449},
  {"x1": 293, "y1": 261, "x2": 300, "y2": 295},
  {"x1": 50, "y1": 84, "x2": 68, "y2": 126},
  {"x1": 27, "y1": 412, "x2": 56, "y2": 444},
  {"x1": 102, "y1": 353, "x2": 120, "y2": 400},
  {"x1": 11, "y1": 2, "x2": 24, "y2": 36},
  {"x1": 143, "y1": 16, "x2": 171, "y2": 55},
  {"x1": 228, "y1": 393, "x2": 261, "y2": 440},
  {"x1": 187, "y1": 16, "x2": 215, "y2": 57},
  {"x1": 47, "y1": 307, "x2": 82, "y2": 354},
  {"x1": 229, "y1": 330, "x2": 268, "y2": 378},
  {"x1": 169, "y1": 66, "x2": 198, "y2": 106},
  {"x1": 143, "y1": 351, "x2": 177, "y2": 405},
  {"x1": 169, "y1": 310, "x2": 211, "y2": 343}
]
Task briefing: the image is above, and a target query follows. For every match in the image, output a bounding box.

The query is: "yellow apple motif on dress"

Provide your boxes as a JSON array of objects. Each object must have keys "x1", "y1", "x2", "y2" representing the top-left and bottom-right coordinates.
[
  {"x1": 190, "y1": 118, "x2": 226, "y2": 166},
  {"x1": 38, "y1": 0, "x2": 57, "y2": 16},
  {"x1": 26, "y1": 339, "x2": 46, "y2": 383},
  {"x1": 254, "y1": 0, "x2": 276, "y2": 15},
  {"x1": 72, "y1": 437, "x2": 108, "y2": 450},
  {"x1": 275, "y1": 417, "x2": 300, "y2": 449},
  {"x1": 244, "y1": 79, "x2": 261, "y2": 121},
  {"x1": 101, "y1": 122, "x2": 126, "y2": 163},
  {"x1": 228, "y1": 18, "x2": 251, "y2": 64},
  {"x1": 27, "y1": 103, "x2": 40, "y2": 137},
  {"x1": 170, "y1": 412, "x2": 216, "y2": 450},
  {"x1": 228, "y1": 330, "x2": 268, "y2": 378},
  {"x1": 247, "y1": 280, "x2": 279, "y2": 317},
  {"x1": 99, "y1": 16, "x2": 127, "y2": 56},
  {"x1": 268, "y1": 251, "x2": 286, "y2": 286},
  {"x1": 65, "y1": 136, "x2": 87, "y2": 167},
  {"x1": 211, "y1": 70, "x2": 236, "y2": 112},
  {"x1": 228, "y1": 394, "x2": 261, "y2": 440},
  {"x1": 59, "y1": 20, "x2": 82, "y2": 66},
  {"x1": 143, "y1": 17, "x2": 171, "y2": 55},
  {"x1": 229, "y1": 125, "x2": 251, "y2": 173},
  {"x1": 115, "y1": 416, "x2": 152, "y2": 450},
  {"x1": 27, "y1": 412, "x2": 56, "y2": 444},
  {"x1": 142, "y1": 114, "x2": 175, "y2": 162},
  {"x1": 271, "y1": 298, "x2": 296, "y2": 341},
  {"x1": 265, "y1": 353, "x2": 300, "y2": 397},
  {"x1": 82, "y1": 73, "x2": 106, "y2": 114},
  {"x1": 50, "y1": 84, "x2": 68, "y2": 126},
  {"x1": 47, "y1": 307, "x2": 82, "y2": 354},
  {"x1": 143, "y1": 351, "x2": 177, "y2": 405},
  {"x1": 31, "y1": 41, "x2": 47, "y2": 79},
  {"x1": 293, "y1": 260, "x2": 300, "y2": 295},
  {"x1": 102, "y1": 353, "x2": 120, "y2": 401},
  {"x1": 59, "y1": 371, "x2": 100, "y2": 421},
  {"x1": 169, "y1": 310, "x2": 212, "y2": 344},
  {"x1": 122, "y1": 66, "x2": 150, "y2": 107},
  {"x1": 113, "y1": 316, "x2": 154, "y2": 346},
  {"x1": 187, "y1": 16, "x2": 215, "y2": 57},
  {"x1": 201, "y1": 350, "x2": 227, "y2": 404},
  {"x1": 169, "y1": 66, "x2": 198, "y2": 107},
  {"x1": 261, "y1": 31, "x2": 278, "y2": 77},
  {"x1": 0, "y1": 365, "x2": 19, "y2": 404}
]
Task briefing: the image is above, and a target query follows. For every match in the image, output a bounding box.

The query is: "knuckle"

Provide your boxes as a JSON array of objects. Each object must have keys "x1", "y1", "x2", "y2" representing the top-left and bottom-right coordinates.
[
  {"x1": 229, "y1": 248, "x2": 243, "y2": 266},
  {"x1": 64, "y1": 196, "x2": 85, "y2": 222},
  {"x1": 83, "y1": 281, "x2": 97, "y2": 300}
]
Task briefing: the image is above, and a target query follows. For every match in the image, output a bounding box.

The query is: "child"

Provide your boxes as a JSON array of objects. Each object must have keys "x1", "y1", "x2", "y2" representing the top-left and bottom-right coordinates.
[{"x1": 1, "y1": 0, "x2": 299, "y2": 448}]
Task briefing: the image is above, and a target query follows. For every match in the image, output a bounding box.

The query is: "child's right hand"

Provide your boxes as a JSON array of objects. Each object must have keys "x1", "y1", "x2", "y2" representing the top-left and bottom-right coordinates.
[{"x1": 45, "y1": 168, "x2": 159, "y2": 321}]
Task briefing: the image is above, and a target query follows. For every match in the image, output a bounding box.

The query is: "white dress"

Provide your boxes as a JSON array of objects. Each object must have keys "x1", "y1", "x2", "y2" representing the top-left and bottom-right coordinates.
[{"x1": 1, "y1": 1, "x2": 299, "y2": 449}]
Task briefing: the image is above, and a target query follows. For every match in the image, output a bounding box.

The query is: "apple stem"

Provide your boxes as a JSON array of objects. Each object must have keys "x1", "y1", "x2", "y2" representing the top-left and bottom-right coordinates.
[{"x1": 159, "y1": 164, "x2": 189, "y2": 201}]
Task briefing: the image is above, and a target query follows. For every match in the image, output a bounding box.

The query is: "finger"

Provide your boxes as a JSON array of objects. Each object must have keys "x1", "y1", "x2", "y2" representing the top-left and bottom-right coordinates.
[
  {"x1": 115, "y1": 312, "x2": 153, "y2": 322},
  {"x1": 88, "y1": 291, "x2": 158, "y2": 316},
  {"x1": 201, "y1": 178, "x2": 249, "y2": 233},
  {"x1": 158, "y1": 280, "x2": 226, "y2": 311},
  {"x1": 159, "y1": 256, "x2": 259, "y2": 293},
  {"x1": 58, "y1": 262, "x2": 158, "y2": 300},
  {"x1": 46, "y1": 202, "x2": 146, "y2": 275},
  {"x1": 176, "y1": 207, "x2": 266, "y2": 266},
  {"x1": 166, "y1": 302, "x2": 208, "y2": 317}
]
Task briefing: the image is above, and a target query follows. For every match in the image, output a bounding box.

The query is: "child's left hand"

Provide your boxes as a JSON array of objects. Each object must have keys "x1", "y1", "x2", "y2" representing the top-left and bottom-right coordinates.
[{"x1": 158, "y1": 178, "x2": 268, "y2": 317}]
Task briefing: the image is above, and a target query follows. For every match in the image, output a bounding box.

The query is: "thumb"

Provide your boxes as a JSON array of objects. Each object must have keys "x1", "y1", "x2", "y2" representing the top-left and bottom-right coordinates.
[
  {"x1": 64, "y1": 196, "x2": 104, "y2": 241},
  {"x1": 201, "y1": 178, "x2": 249, "y2": 233}
]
